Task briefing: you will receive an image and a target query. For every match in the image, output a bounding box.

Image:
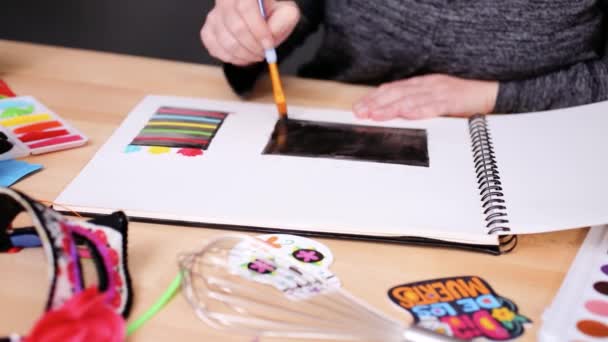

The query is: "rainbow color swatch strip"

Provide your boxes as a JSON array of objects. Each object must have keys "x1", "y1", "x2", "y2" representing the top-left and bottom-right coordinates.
[
  {"x1": 0, "y1": 96, "x2": 87, "y2": 156},
  {"x1": 130, "y1": 106, "x2": 228, "y2": 150},
  {"x1": 539, "y1": 226, "x2": 608, "y2": 341}
]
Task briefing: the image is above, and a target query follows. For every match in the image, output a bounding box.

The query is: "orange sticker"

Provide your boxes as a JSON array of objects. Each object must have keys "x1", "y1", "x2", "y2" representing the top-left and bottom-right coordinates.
[{"x1": 388, "y1": 276, "x2": 531, "y2": 341}]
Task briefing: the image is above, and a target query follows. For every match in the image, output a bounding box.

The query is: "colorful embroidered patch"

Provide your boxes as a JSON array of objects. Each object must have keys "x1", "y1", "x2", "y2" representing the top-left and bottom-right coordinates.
[
  {"x1": 129, "y1": 106, "x2": 228, "y2": 152},
  {"x1": 388, "y1": 276, "x2": 531, "y2": 341},
  {"x1": 0, "y1": 188, "x2": 133, "y2": 319}
]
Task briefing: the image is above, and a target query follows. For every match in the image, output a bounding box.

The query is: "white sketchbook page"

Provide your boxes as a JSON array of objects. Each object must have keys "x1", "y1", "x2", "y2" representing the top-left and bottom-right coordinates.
[
  {"x1": 57, "y1": 95, "x2": 495, "y2": 245},
  {"x1": 488, "y1": 100, "x2": 608, "y2": 234}
]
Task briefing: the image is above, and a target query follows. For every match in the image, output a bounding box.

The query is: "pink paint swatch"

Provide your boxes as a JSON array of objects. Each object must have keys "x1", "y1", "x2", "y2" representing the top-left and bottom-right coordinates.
[
  {"x1": 28, "y1": 134, "x2": 83, "y2": 149},
  {"x1": 585, "y1": 300, "x2": 608, "y2": 317}
]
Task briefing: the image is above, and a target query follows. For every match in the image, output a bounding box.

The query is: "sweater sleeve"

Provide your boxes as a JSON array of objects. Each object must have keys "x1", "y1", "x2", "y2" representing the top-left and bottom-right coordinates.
[
  {"x1": 222, "y1": 0, "x2": 324, "y2": 97},
  {"x1": 494, "y1": 3, "x2": 608, "y2": 113}
]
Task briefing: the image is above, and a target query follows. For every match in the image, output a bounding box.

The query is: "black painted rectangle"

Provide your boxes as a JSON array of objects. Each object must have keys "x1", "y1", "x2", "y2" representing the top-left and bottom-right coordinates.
[{"x1": 263, "y1": 119, "x2": 429, "y2": 167}]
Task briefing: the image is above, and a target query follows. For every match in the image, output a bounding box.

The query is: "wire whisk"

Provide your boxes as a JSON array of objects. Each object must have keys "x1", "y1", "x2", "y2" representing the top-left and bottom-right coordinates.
[{"x1": 178, "y1": 235, "x2": 460, "y2": 342}]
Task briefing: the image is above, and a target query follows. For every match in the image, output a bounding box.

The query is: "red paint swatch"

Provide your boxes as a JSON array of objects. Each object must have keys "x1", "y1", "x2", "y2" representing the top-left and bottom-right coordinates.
[
  {"x1": 14, "y1": 120, "x2": 63, "y2": 134},
  {"x1": 0, "y1": 80, "x2": 16, "y2": 97},
  {"x1": 577, "y1": 320, "x2": 608, "y2": 337},
  {"x1": 177, "y1": 148, "x2": 203, "y2": 157},
  {"x1": 19, "y1": 129, "x2": 70, "y2": 142},
  {"x1": 28, "y1": 134, "x2": 83, "y2": 149},
  {"x1": 133, "y1": 136, "x2": 209, "y2": 145}
]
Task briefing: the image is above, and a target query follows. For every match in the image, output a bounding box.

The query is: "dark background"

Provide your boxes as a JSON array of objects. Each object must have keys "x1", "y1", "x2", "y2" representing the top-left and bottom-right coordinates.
[{"x1": 0, "y1": 0, "x2": 322, "y2": 74}]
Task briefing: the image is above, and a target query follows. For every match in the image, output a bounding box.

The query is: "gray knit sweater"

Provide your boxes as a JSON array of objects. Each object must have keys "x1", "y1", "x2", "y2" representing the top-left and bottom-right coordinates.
[{"x1": 224, "y1": 0, "x2": 608, "y2": 113}]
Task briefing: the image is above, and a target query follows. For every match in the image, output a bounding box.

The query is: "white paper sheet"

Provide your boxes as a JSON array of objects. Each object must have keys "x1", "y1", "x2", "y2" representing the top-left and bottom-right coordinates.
[
  {"x1": 57, "y1": 95, "x2": 495, "y2": 245},
  {"x1": 488, "y1": 100, "x2": 608, "y2": 234}
]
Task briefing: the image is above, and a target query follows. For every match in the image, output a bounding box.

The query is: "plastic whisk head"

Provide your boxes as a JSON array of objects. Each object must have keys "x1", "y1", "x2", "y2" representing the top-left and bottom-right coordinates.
[{"x1": 178, "y1": 234, "x2": 405, "y2": 341}]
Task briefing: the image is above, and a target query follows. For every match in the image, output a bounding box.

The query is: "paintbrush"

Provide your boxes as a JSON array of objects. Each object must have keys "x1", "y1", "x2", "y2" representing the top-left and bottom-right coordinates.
[{"x1": 257, "y1": 0, "x2": 288, "y2": 121}]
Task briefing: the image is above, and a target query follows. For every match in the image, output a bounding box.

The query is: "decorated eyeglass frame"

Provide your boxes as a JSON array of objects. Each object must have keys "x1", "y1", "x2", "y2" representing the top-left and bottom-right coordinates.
[{"x1": 0, "y1": 187, "x2": 133, "y2": 339}]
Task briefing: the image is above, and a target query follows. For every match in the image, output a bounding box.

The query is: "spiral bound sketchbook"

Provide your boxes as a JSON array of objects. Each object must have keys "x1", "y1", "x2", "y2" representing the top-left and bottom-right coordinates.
[{"x1": 55, "y1": 96, "x2": 608, "y2": 254}]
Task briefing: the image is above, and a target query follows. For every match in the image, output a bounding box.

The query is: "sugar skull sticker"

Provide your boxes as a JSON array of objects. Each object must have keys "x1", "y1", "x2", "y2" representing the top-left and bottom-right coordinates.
[{"x1": 228, "y1": 234, "x2": 340, "y2": 298}]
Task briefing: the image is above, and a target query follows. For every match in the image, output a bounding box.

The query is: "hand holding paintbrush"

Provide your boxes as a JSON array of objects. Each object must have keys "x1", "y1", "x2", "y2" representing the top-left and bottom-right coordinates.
[{"x1": 200, "y1": 0, "x2": 299, "y2": 119}]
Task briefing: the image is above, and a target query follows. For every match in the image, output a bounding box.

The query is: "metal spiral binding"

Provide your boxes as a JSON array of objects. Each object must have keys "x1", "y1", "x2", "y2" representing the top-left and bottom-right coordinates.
[{"x1": 468, "y1": 115, "x2": 514, "y2": 246}]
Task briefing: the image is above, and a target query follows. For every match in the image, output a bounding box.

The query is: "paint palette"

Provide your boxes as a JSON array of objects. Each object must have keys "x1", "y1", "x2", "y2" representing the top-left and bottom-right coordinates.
[
  {"x1": 539, "y1": 225, "x2": 608, "y2": 341},
  {"x1": 0, "y1": 96, "x2": 88, "y2": 158}
]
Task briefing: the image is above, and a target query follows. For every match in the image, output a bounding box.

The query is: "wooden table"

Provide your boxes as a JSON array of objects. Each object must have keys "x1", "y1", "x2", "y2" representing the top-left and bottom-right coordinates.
[{"x1": 0, "y1": 39, "x2": 586, "y2": 341}]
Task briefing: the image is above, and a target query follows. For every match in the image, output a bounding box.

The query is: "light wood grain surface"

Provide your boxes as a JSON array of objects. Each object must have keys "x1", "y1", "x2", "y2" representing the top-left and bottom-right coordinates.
[{"x1": 0, "y1": 39, "x2": 586, "y2": 341}]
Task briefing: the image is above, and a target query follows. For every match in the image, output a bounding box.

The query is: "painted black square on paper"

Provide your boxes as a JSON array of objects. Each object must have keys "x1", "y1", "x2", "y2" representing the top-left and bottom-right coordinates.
[{"x1": 263, "y1": 119, "x2": 429, "y2": 167}]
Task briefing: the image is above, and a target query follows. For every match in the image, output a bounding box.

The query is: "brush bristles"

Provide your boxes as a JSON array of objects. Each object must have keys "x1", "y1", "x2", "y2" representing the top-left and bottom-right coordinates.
[{"x1": 277, "y1": 102, "x2": 287, "y2": 119}]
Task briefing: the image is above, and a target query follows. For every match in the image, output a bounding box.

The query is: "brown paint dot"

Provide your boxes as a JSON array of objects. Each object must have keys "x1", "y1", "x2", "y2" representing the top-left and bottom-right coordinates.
[
  {"x1": 594, "y1": 281, "x2": 608, "y2": 296},
  {"x1": 577, "y1": 320, "x2": 608, "y2": 338}
]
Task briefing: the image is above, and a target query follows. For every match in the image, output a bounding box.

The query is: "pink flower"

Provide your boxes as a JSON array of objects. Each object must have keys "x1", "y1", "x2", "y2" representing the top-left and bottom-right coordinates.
[{"x1": 26, "y1": 287, "x2": 125, "y2": 342}]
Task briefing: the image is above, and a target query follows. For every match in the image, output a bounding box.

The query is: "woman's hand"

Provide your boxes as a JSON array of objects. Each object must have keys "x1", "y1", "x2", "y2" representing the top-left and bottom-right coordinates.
[
  {"x1": 354, "y1": 74, "x2": 498, "y2": 120},
  {"x1": 201, "y1": 0, "x2": 300, "y2": 66}
]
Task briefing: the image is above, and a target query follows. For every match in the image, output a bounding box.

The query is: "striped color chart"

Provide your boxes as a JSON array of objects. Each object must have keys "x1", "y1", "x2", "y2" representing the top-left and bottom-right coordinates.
[
  {"x1": 130, "y1": 106, "x2": 228, "y2": 150},
  {"x1": 0, "y1": 96, "x2": 87, "y2": 155}
]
